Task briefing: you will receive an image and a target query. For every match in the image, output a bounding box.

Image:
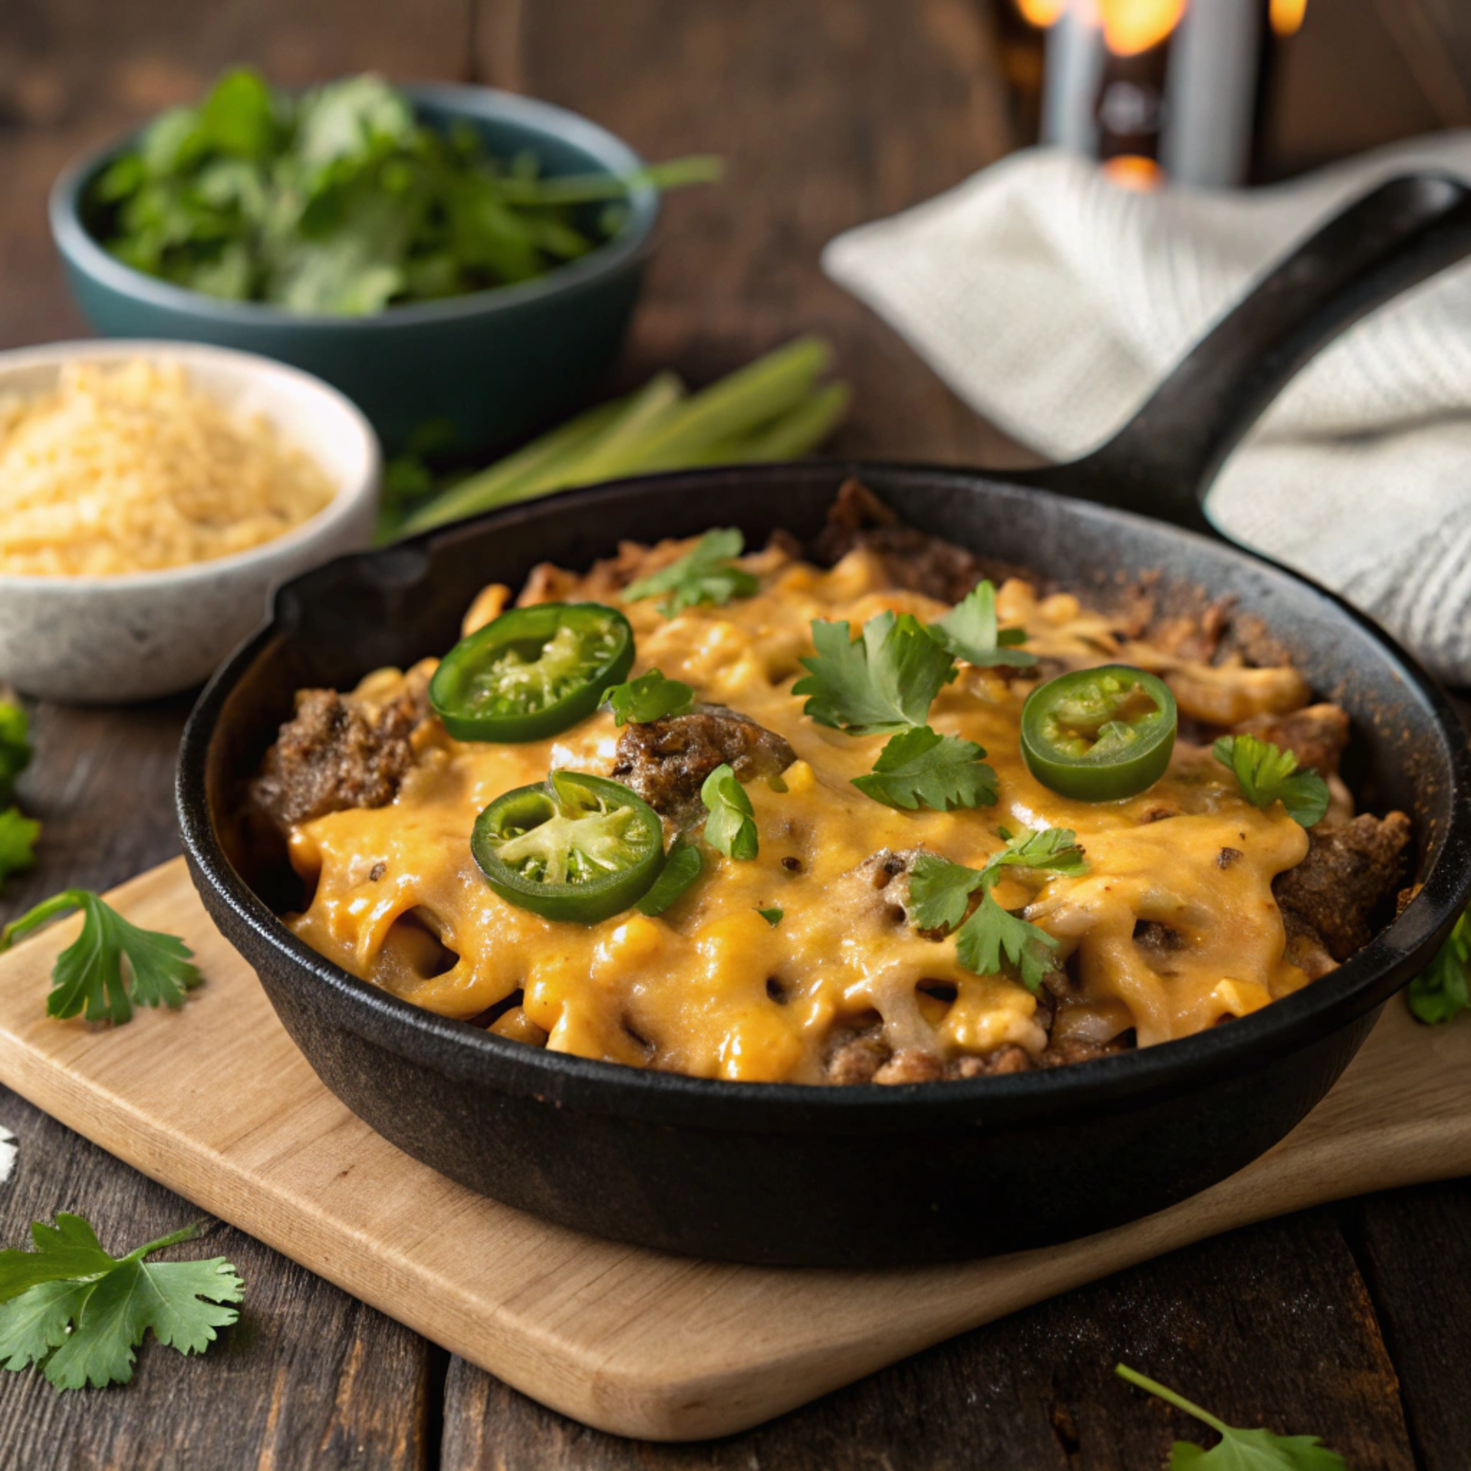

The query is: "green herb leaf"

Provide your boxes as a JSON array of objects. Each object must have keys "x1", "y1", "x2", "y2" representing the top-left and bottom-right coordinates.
[
  {"x1": 907, "y1": 853, "x2": 988, "y2": 932},
  {"x1": 757, "y1": 906, "x2": 783, "y2": 927},
  {"x1": 851, "y1": 725, "x2": 998, "y2": 811},
  {"x1": 955, "y1": 889, "x2": 1060, "y2": 994},
  {"x1": 1115, "y1": 1364, "x2": 1347, "y2": 1470},
  {"x1": 636, "y1": 840, "x2": 704, "y2": 917},
  {"x1": 1213, "y1": 734, "x2": 1330, "y2": 828},
  {"x1": 0, "y1": 890, "x2": 201, "y2": 1024},
  {"x1": 0, "y1": 808, "x2": 40, "y2": 889},
  {"x1": 906, "y1": 828, "x2": 1086, "y2": 992},
  {"x1": 606, "y1": 670, "x2": 697, "y2": 727},
  {"x1": 624, "y1": 529, "x2": 759, "y2": 616},
  {"x1": 793, "y1": 612, "x2": 956, "y2": 735},
  {"x1": 1408, "y1": 905, "x2": 1471, "y2": 1025},
  {"x1": 0, "y1": 700, "x2": 32, "y2": 807},
  {"x1": 930, "y1": 581, "x2": 1036, "y2": 668},
  {"x1": 700, "y1": 763, "x2": 758, "y2": 861},
  {"x1": 0, "y1": 1213, "x2": 243, "y2": 1391}
]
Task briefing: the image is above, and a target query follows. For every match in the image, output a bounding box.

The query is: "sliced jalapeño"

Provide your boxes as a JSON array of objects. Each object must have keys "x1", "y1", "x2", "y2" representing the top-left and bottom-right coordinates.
[
  {"x1": 1020, "y1": 665, "x2": 1178, "y2": 801},
  {"x1": 471, "y1": 771, "x2": 664, "y2": 924},
  {"x1": 430, "y1": 602, "x2": 634, "y2": 743}
]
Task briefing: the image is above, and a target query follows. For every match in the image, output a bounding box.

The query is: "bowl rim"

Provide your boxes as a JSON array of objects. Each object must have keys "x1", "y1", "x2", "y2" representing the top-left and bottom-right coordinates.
[
  {"x1": 49, "y1": 80, "x2": 661, "y2": 330},
  {"x1": 0, "y1": 338, "x2": 380, "y2": 593},
  {"x1": 176, "y1": 461, "x2": 1471, "y2": 1132}
]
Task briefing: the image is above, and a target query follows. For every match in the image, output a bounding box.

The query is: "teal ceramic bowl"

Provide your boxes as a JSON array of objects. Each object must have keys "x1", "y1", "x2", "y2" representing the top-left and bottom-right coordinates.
[{"x1": 50, "y1": 84, "x2": 657, "y2": 455}]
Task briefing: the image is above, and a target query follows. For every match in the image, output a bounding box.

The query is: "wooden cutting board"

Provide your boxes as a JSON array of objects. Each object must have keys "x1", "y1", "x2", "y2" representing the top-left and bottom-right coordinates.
[{"x1": 0, "y1": 857, "x2": 1466, "y2": 1442}]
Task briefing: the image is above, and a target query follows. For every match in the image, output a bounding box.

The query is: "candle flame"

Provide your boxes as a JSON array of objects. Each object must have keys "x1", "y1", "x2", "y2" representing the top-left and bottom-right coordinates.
[
  {"x1": 1015, "y1": 0, "x2": 1068, "y2": 25},
  {"x1": 1103, "y1": 155, "x2": 1164, "y2": 190},
  {"x1": 1098, "y1": 0, "x2": 1187, "y2": 56},
  {"x1": 1269, "y1": 0, "x2": 1308, "y2": 36}
]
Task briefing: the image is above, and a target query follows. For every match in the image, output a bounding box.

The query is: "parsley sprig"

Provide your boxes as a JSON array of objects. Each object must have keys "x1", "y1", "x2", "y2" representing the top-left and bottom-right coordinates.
[
  {"x1": 1408, "y1": 904, "x2": 1471, "y2": 1025},
  {"x1": 929, "y1": 581, "x2": 1037, "y2": 669},
  {"x1": 605, "y1": 669, "x2": 696, "y2": 726},
  {"x1": 700, "y1": 763, "x2": 759, "y2": 861},
  {"x1": 1116, "y1": 1364, "x2": 1347, "y2": 1469},
  {"x1": 1214, "y1": 734, "x2": 1330, "y2": 829},
  {"x1": 625, "y1": 529, "x2": 758, "y2": 616},
  {"x1": 907, "y1": 827, "x2": 1087, "y2": 992},
  {"x1": 0, "y1": 1213, "x2": 242, "y2": 1391},
  {"x1": 0, "y1": 890, "x2": 201, "y2": 1024},
  {"x1": 793, "y1": 610, "x2": 998, "y2": 812},
  {"x1": 851, "y1": 725, "x2": 997, "y2": 811}
]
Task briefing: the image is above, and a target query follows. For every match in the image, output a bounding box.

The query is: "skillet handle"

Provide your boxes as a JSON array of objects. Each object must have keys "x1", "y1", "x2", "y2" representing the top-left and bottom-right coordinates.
[{"x1": 1005, "y1": 173, "x2": 1471, "y2": 535}]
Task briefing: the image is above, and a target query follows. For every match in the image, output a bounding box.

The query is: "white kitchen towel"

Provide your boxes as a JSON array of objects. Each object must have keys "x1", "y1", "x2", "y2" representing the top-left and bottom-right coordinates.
[{"x1": 822, "y1": 135, "x2": 1471, "y2": 685}]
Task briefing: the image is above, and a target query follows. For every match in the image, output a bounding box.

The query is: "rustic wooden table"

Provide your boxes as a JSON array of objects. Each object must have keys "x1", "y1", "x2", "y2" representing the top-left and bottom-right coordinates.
[{"x1": 1, "y1": 1, "x2": 1468, "y2": 1466}]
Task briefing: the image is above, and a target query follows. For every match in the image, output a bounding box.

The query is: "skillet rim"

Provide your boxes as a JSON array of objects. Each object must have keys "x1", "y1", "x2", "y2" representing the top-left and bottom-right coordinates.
[{"x1": 177, "y1": 460, "x2": 1471, "y2": 1132}]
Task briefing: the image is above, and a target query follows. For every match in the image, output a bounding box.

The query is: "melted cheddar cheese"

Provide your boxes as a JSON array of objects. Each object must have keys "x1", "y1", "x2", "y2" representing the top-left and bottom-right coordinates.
[{"x1": 284, "y1": 539, "x2": 1314, "y2": 1083}]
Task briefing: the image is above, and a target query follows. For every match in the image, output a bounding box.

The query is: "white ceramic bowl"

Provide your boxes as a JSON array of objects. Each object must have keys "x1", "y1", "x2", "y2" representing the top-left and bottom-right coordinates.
[{"x1": 0, "y1": 340, "x2": 380, "y2": 703}]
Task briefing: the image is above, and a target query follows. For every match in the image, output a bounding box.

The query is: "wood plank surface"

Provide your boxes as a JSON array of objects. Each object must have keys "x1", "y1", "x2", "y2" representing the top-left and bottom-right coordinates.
[
  {"x1": 0, "y1": 858, "x2": 1462, "y2": 1445},
  {"x1": 0, "y1": 0, "x2": 1466, "y2": 1464}
]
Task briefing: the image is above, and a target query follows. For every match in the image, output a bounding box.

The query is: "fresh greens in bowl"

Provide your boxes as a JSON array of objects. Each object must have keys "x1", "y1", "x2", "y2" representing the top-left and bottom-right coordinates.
[{"x1": 88, "y1": 69, "x2": 718, "y2": 317}]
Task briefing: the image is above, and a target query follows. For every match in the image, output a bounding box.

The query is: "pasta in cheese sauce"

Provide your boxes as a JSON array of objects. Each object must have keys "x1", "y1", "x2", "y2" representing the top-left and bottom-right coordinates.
[{"x1": 279, "y1": 533, "x2": 1326, "y2": 1085}]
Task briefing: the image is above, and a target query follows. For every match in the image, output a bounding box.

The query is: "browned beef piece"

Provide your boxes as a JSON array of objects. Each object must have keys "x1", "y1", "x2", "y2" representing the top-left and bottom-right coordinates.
[
  {"x1": 826, "y1": 1022, "x2": 889, "y2": 1085},
  {"x1": 1233, "y1": 703, "x2": 1351, "y2": 778},
  {"x1": 611, "y1": 705, "x2": 794, "y2": 822},
  {"x1": 949, "y1": 1045, "x2": 1034, "y2": 1078},
  {"x1": 811, "y1": 478, "x2": 1027, "y2": 603},
  {"x1": 250, "y1": 684, "x2": 428, "y2": 832},
  {"x1": 1040, "y1": 1035, "x2": 1131, "y2": 1068},
  {"x1": 1273, "y1": 812, "x2": 1413, "y2": 962},
  {"x1": 1133, "y1": 919, "x2": 1187, "y2": 971}
]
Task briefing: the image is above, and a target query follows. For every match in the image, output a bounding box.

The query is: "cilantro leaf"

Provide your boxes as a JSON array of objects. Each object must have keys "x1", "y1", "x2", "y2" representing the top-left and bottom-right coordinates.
[
  {"x1": 906, "y1": 829, "x2": 1086, "y2": 992},
  {"x1": 756, "y1": 906, "x2": 783, "y2": 927},
  {"x1": 907, "y1": 853, "x2": 988, "y2": 932},
  {"x1": 636, "y1": 840, "x2": 704, "y2": 917},
  {"x1": 1116, "y1": 1364, "x2": 1346, "y2": 1470},
  {"x1": 852, "y1": 726, "x2": 997, "y2": 811},
  {"x1": 624, "y1": 529, "x2": 759, "y2": 616},
  {"x1": 700, "y1": 763, "x2": 758, "y2": 861},
  {"x1": 1213, "y1": 734, "x2": 1330, "y2": 829},
  {"x1": 0, "y1": 890, "x2": 201, "y2": 1024},
  {"x1": 0, "y1": 808, "x2": 39, "y2": 890},
  {"x1": 793, "y1": 611, "x2": 957, "y2": 734},
  {"x1": 0, "y1": 1214, "x2": 243, "y2": 1391},
  {"x1": 956, "y1": 890, "x2": 1060, "y2": 993},
  {"x1": 1408, "y1": 904, "x2": 1471, "y2": 1025},
  {"x1": 0, "y1": 700, "x2": 32, "y2": 807},
  {"x1": 930, "y1": 581, "x2": 1036, "y2": 668},
  {"x1": 606, "y1": 669, "x2": 697, "y2": 726}
]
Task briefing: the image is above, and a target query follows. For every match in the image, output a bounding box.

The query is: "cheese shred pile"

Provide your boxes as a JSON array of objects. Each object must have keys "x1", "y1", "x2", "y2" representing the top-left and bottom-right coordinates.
[{"x1": 0, "y1": 359, "x2": 335, "y2": 577}]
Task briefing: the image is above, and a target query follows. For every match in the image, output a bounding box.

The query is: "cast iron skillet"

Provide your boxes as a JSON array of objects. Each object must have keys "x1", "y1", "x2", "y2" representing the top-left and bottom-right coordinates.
[{"x1": 179, "y1": 175, "x2": 1471, "y2": 1268}]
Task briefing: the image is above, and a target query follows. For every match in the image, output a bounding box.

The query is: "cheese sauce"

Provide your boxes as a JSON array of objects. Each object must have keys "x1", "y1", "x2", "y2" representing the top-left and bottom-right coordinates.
[{"x1": 285, "y1": 541, "x2": 1313, "y2": 1083}]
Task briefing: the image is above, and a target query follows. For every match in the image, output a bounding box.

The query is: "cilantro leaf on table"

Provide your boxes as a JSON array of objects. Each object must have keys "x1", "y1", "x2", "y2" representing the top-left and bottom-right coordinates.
[
  {"x1": 906, "y1": 828, "x2": 1086, "y2": 993},
  {"x1": 929, "y1": 581, "x2": 1036, "y2": 669},
  {"x1": 700, "y1": 763, "x2": 759, "y2": 861},
  {"x1": 1115, "y1": 1364, "x2": 1347, "y2": 1470},
  {"x1": 636, "y1": 840, "x2": 704, "y2": 917},
  {"x1": 0, "y1": 699, "x2": 32, "y2": 807},
  {"x1": 0, "y1": 809, "x2": 40, "y2": 890},
  {"x1": 0, "y1": 1214, "x2": 242, "y2": 1391},
  {"x1": 0, "y1": 890, "x2": 201, "y2": 1024},
  {"x1": 606, "y1": 669, "x2": 697, "y2": 726},
  {"x1": 1408, "y1": 905, "x2": 1471, "y2": 1025},
  {"x1": 793, "y1": 611, "x2": 956, "y2": 734},
  {"x1": 624, "y1": 529, "x2": 758, "y2": 616},
  {"x1": 1213, "y1": 734, "x2": 1330, "y2": 829},
  {"x1": 850, "y1": 725, "x2": 997, "y2": 811}
]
